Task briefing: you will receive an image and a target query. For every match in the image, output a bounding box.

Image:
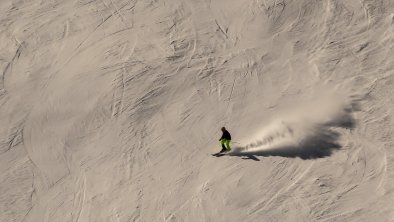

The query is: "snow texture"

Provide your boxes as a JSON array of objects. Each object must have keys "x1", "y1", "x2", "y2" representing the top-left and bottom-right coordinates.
[{"x1": 0, "y1": 0, "x2": 393, "y2": 221}]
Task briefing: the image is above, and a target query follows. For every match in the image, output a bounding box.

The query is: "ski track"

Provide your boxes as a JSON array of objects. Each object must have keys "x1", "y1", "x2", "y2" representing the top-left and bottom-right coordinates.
[{"x1": 0, "y1": 0, "x2": 393, "y2": 221}]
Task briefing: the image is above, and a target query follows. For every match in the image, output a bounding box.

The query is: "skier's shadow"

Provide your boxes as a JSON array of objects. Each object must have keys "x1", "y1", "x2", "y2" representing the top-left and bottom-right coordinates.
[
  {"x1": 230, "y1": 98, "x2": 359, "y2": 161},
  {"x1": 229, "y1": 126, "x2": 348, "y2": 161}
]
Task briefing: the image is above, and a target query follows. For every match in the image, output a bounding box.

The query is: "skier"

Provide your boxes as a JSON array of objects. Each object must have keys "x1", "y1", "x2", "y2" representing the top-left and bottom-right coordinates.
[{"x1": 219, "y1": 127, "x2": 231, "y2": 153}]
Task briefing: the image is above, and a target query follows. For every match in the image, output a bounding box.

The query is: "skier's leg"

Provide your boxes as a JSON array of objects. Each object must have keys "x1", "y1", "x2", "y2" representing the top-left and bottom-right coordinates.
[
  {"x1": 225, "y1": 140, "x2": 231, "y2": 150},
  {"x1": 220, "y1": 139, "x2": 227, "y2": 152}
]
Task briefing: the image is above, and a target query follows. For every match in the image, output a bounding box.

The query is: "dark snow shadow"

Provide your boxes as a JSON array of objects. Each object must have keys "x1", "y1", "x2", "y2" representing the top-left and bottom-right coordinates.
[
  {"x1": 229, "y1": 101, "x2": 359, "y2": 161},
  {"x1": 229, "y1": 128, "x2": 342, "y2": 160}
]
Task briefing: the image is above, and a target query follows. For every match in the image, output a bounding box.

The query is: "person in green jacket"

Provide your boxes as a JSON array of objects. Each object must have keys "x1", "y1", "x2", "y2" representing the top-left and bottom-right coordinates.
[{"x1": 219, "y1": 127, "x2": 231, "y2": 152}]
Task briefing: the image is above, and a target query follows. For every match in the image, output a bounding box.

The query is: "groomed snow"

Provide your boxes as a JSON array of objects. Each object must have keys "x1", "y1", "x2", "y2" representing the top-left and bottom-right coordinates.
[{"x1": 1, "y1": 0, "x2": 393, "y2": 221}]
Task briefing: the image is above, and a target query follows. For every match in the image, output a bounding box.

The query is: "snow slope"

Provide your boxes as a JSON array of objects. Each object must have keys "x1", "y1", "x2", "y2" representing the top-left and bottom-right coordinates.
[{"x1": 1, "y1": 0, "x2": 393, "y2": 221}]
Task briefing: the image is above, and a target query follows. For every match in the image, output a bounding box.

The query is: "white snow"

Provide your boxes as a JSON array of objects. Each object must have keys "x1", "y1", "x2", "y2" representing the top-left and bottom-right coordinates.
[{"x1": 1, "y1": 0, "x2": 393, "y2": 221}]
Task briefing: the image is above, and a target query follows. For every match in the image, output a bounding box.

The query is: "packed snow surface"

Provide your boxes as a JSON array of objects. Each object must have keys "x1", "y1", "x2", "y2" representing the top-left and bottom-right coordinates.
[{"x1": 1, "y1": 0, "x2": 393, "y2": 221}]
